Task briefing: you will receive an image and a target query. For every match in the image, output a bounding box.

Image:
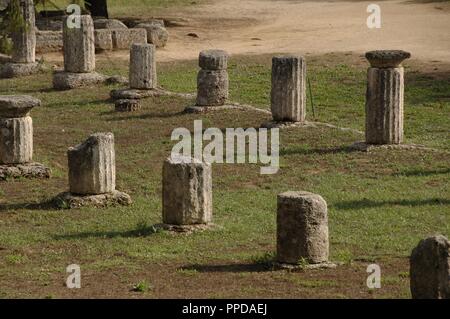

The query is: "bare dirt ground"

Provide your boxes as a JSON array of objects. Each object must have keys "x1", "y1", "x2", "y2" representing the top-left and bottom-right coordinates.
[{"x1": 83, "y1": 0, "x2": 450, "y2": 64}]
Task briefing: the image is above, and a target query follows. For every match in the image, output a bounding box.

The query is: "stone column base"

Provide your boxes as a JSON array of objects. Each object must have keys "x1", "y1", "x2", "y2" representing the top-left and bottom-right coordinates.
[
  {"x1": 110, "y1": 88, "x2": 194, "y2": 100},
  {"x1": 349, "y1": 141, "x2": 436, "y2": 152},
  {"x1": 261, "y1": 120, "x2": 315, "y2": 129},
  {"x1": 53, "y1": 190, "x2": 132, "y2": 209},
  {"x1": 0, "y1": 162, "x2": 51, "y2": 180},
  {"x1": 156, "y1": 223, "x2": 218, "y2": 234},
  {"x1": 53, "y1": 71, "x2": 111, "y2": 90},
  {"x1": 274, "y1": 261, "x2": 338, "y2": 270},
  {"x1": 0, "y1": 62, "x2": 42, "y2": 78},
  {"x1": 184, "y1": 104, "x2": 238, "y2": 113}
]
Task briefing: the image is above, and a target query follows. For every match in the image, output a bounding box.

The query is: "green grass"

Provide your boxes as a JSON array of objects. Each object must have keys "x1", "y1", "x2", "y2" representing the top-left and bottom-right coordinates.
[{"x1": 0, "y1": 53, "x2": 448, "y2": 298}]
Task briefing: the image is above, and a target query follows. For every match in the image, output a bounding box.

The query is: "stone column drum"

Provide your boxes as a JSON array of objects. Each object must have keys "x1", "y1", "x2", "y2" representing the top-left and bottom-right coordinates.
[
  {"x1": 11, "y1": 0, "x2": 36, "y2": 64},
  {"x1": 68, "y1": 133, "x2": 115, "y2": 195},
  {"x1": 410, "y1": 235, "x2": 450, "y2": 299},
  {"x1": 0, "y1": 95, "x2": 40, "y2": 164},
  {"x1": 129, "y1": 43, "x2": 157, "y2": 89},
  {"x1": 63, "y1": 15, "x2": 96, "y2": 73},
  {"x1": 271, "y1": 56, "x2": 306, "y2": 122},
  {"x1": 276, "y1": 191, "x2": 329, "y2": 264},
  {"x1": 196, "y1": 50, "x2": 229, "y2": 106},
  {"x1": 365, "y1": 50, "x2": 411, "y2": 144},
  {"x1": 162, "y1": 155, "x2": 212, "y2": 225}
]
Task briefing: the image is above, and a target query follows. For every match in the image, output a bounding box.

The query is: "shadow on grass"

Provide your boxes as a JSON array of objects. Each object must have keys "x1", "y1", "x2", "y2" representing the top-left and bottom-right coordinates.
[
  {"x1": 392, "y1": 168, "x2": 450, "y2": 177},
  {"x1": 53, "y1": 224, "x2": 162, "y2": 240},
  {"x1": 334, "y1": 198, "x2": 450, "y2": 210},
  {"x1": 179, "y1": 263, "x2": 274, "y2": 273},
  {"x1": 0, "y1": 200, "x2": 55, "y2": 212},
  {"x1": 280, "y1": 146, "x2": 357, "y2": 156},
  {"x1": 104, "y1": 110, "x2": 186, "y2": 121}
]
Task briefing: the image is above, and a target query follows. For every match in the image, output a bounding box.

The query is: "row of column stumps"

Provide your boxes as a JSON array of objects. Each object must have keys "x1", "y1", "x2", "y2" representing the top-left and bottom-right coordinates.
[
  {"x1": 0, "y1": 0, "x2": 41, "y2": 78},
  {"x1": 54, "y1": 132, "x2": 131, "y2": 208},
  {"x1": 0, "y1": 95, "x2": 50, "y2": 179}
]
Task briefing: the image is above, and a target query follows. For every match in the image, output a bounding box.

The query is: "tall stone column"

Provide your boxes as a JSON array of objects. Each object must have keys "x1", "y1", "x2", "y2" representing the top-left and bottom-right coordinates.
[
  {"x1": 365, "y1": 50, "x2": 411, "y2": 144},
  {"x1": 162, "y1": 155, "x2": 212, "y2": 225},
  {"x1": 196, "y1": 50, "x2": 229, "y2": 107},
  {"x1": 0, "y1": 95, "x2": 50, "y2": 180},
  {"x1": 271, "y1": 56, "x2": 306, "y2": 122},
  {"x1": 63, "y1": 15, "x2": 96, "y2": 73},
  {"x1": 68, "y1": 133, "x2": 116, "y2": 195},
  {"x1": 410, "y1": 235, "x2": 450, "y2": 299},
  {"x1": 129, "y1": 43, "x2": 157, "y2": 89},
  {"x1": 276, "y1": 191, "x2": 329, "y2": 265},
  {"x1": 11, "y1": 0, "x2": 36, "y2": 63}
]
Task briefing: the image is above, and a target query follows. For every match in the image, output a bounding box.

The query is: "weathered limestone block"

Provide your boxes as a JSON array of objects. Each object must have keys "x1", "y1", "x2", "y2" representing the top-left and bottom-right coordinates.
[
  {"x1": 0, "y1": 117, "x2": 33, "y2": 164},
  {"x1": 410, "y1": 235, "x2": 450, "y2": 299},
  {"x1": 68, "y1": 133, "x2": 116, "y2": 195},
  {"x1": 129, "y1": 43, "x2": 157, "y2": 89},
  {"x1": 11, "y1": 0, "x2": 36, "y2": 63},
  {"x1": 0, "y1": 162, "x2": 50, "y2": 180},
  {"x1": 94, "y1": 29, "x2": 113, "y2": 51},
  {"x1": 36, "y1": 30, "x2": 63, "y2": 53},
  {"x1": 115, "y1": 99, "x2": 141, "y2": 112},
  {"x1": 94, "y1": 18, "x2": 128, "y2": 30},
  {"x1": 111, "y1": 29, "x2": 147, "y2": 50},
  {"x1": 276, "y1": 191, "x2": 329, "y2": 264},
  {"x1": 52, "y1": 71, "x2": 107, "y2": 90},
  {"x1": 271, "y1": 55, "x2": 306, "y2": 122},
  {"x1": 162, "y1": 155, "x2": 212, "y2": 225},
  {"x1": 63, "y1": 15, "x2": 96, "y2": 73},
  {"x1": 135, "y1": 23, "x2": 169, "y2": 48},
  {"x1": 199, "y1": 50, "x2": 228, "y2": 70},
  {"x1": 196, "y1": 70, "x2": 229, "y2": 106},
  {"x1": 365, "y1": 50, "x2": 410, "y2": 145},
  {"x1": 0, "y1": 95, "x2": 41, "y2": 118}
]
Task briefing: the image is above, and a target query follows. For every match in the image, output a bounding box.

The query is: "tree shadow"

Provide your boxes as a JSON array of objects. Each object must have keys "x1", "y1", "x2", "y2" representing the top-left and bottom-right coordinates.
[
  {"x1": 280, "y1": 145, "x2": 357, "y2": 156},
  {"x1": 0, "y1": 200, "x2": 56, "y2": 212},
  {"x1": 179, "y1": 262, "x2": 274, "y2": 274},
  {"x1": 334, "y1": 198, "x2": 450, "y2": 210},
  {"x1": 103, "y1": 110, "x2": 186, "y2": 121},
  {"x1": 53, "y1": 224, "x2": 163, "y2": 240},
  {"x1": 392, "y1": 168, "x2": 450, "y2": 177}
]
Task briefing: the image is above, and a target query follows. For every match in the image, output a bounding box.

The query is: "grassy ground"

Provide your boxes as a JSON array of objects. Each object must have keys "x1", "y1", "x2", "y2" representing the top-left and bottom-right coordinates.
[{"x1": 0, "y1": 52, "x2": 448, "y2": 298}]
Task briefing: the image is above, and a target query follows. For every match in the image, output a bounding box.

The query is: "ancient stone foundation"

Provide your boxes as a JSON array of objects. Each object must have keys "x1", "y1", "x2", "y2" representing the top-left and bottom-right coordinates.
[
  {"x1": 271, "y1": 55, "x2": 306, "y2": 122},
  {"x1": 53, "y1": 15, "x2": 119, "y2": 90},
  {"x1": 54, "y1": 133, "x2": 131, "y2": 208},
  {"x1": 129, "y1": 43, "x2": 157, "y2": 89},
  {"x1": 196, "y1": 50, "x2": 229, "y2": 107},
  {"x1": 162, "y1": 155, "x2": 212, "y2": 226},
  {"x1": 0, "y1": 0, "x2": 41, "y2": 78},
  {"x1": 0, "y1": 95, "x2": 50, "y2": 180},
  {"x1": 410, "y1": 235, "x2": 450, "y2": 299},
  {"x1": 365, "y1": 50, "x2": 410, "y2": 145},
  {"x1": 276, "y1": 191, "x2": 332, "y2": 267}
]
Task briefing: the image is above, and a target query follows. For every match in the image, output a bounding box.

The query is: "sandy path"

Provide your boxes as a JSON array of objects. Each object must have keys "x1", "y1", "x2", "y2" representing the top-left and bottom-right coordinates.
[{"x1": 152, "y1": 0, "x2": 450, "y2": 63}]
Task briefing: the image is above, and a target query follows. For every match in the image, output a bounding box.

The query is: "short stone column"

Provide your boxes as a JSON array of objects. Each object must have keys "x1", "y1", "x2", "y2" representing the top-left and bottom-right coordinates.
[
  {"x1": 129, "y1": 43, "x2": 157, "y2": 89},
  {"x1": 0, "y1": 95, "x2": 50, "y2": 180},
  {"x1": 271, "y1": 56, "x2": 306, "y2": 122},
  {"x1": 53, "y1": 15, "x2": 112, "y2": 89},
  {"x1": 162, "y1": 155, "x2": 212, "y2": 225},
  {"x1": 54, "y1": 132, "x2": 131, "y2": 208},
  {"x1": 63, "y1": 15, "x2": 95, "y2": 73},
  {"x1": 410, "y1": 235, "x2": 450, "y2": 299},
  {"x1": 11, "y1": 0, "x2": 36, "y2": 64},
  {"x1": 196, "y1": 49, "x2": 229, "y2": 106},
  {"x1": 365, "y1": 50, "x2": 411, "y2": 145},
  {"x1": 0, "y1": 0, "x2": 41, "y2": 78},
  {"x1": 276, "y1": 191, "x2": 329, "y2": 265}
]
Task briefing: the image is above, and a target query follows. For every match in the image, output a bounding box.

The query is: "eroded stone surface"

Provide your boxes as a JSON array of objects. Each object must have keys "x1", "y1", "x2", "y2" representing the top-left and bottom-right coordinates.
[
  {"x1": 54, "y1": 190, "x2": 131, "y2": 209},
  {"x1": 366, "y1": 50, "x2": 411, "y2": 68},
  {"x1": 162, "y1": 155, "x2": 212, "y2": 225},
  {"x1": 365, "y1": 67, "x2": 404, "y2": 144},
  {"x1": 277, "y1": 191, "x2": 329, "y2": 265},
  {"x1": 94, "y1": 29, "x2": 113, "y2": 51},
  {"x1": 199, "y1": 50, "x2": 228, "y2": 70},
  {"x1": 111, "y1": 29, "x2": 147, "y2": 50},
  {"x1": 115, "y1": 99, "x2": 141, "y2": 112},
  {"x1": 94, "y1": 18, "x2": 128, "y2": 30},
  {"x1": 196, "y1": 69, "x2": 229, "y2": 106},
  {"x1": 68, "y1": 132, "x2": 116, "y2": 195},
  {"x1": 0, "y1": 117, "x2": 33, "y2": 164},
  {"x1": 0, "y1": 162, "x2": 50, "y2": 180},
  {"x1": 135, "y1": 23, "x2": 169, "y2": 48},
  {"x1": 129, "y1": 43, "x2": 157, "y2": 89},
  {"x1": 11, "y1": 0, "x2": 36, "y2": 64},
  {"x1": 63, "y1": 15, "x2": 95, "y2": 73},
  {"x1": 0, "y1": 62, "x2": 42, "y2": 78},
  {"x1": 410, "y1": 235, "x2": 450, "y2": 299},
  {"x1": 0, "y1": 95, "x2": 40, "y2": 118},
  {"x1": 271, "y1": 55, "x2": 306, "y2": 122},
  {"x1": 52, "y1": 71, "x2": 107, "y2": 90}
]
